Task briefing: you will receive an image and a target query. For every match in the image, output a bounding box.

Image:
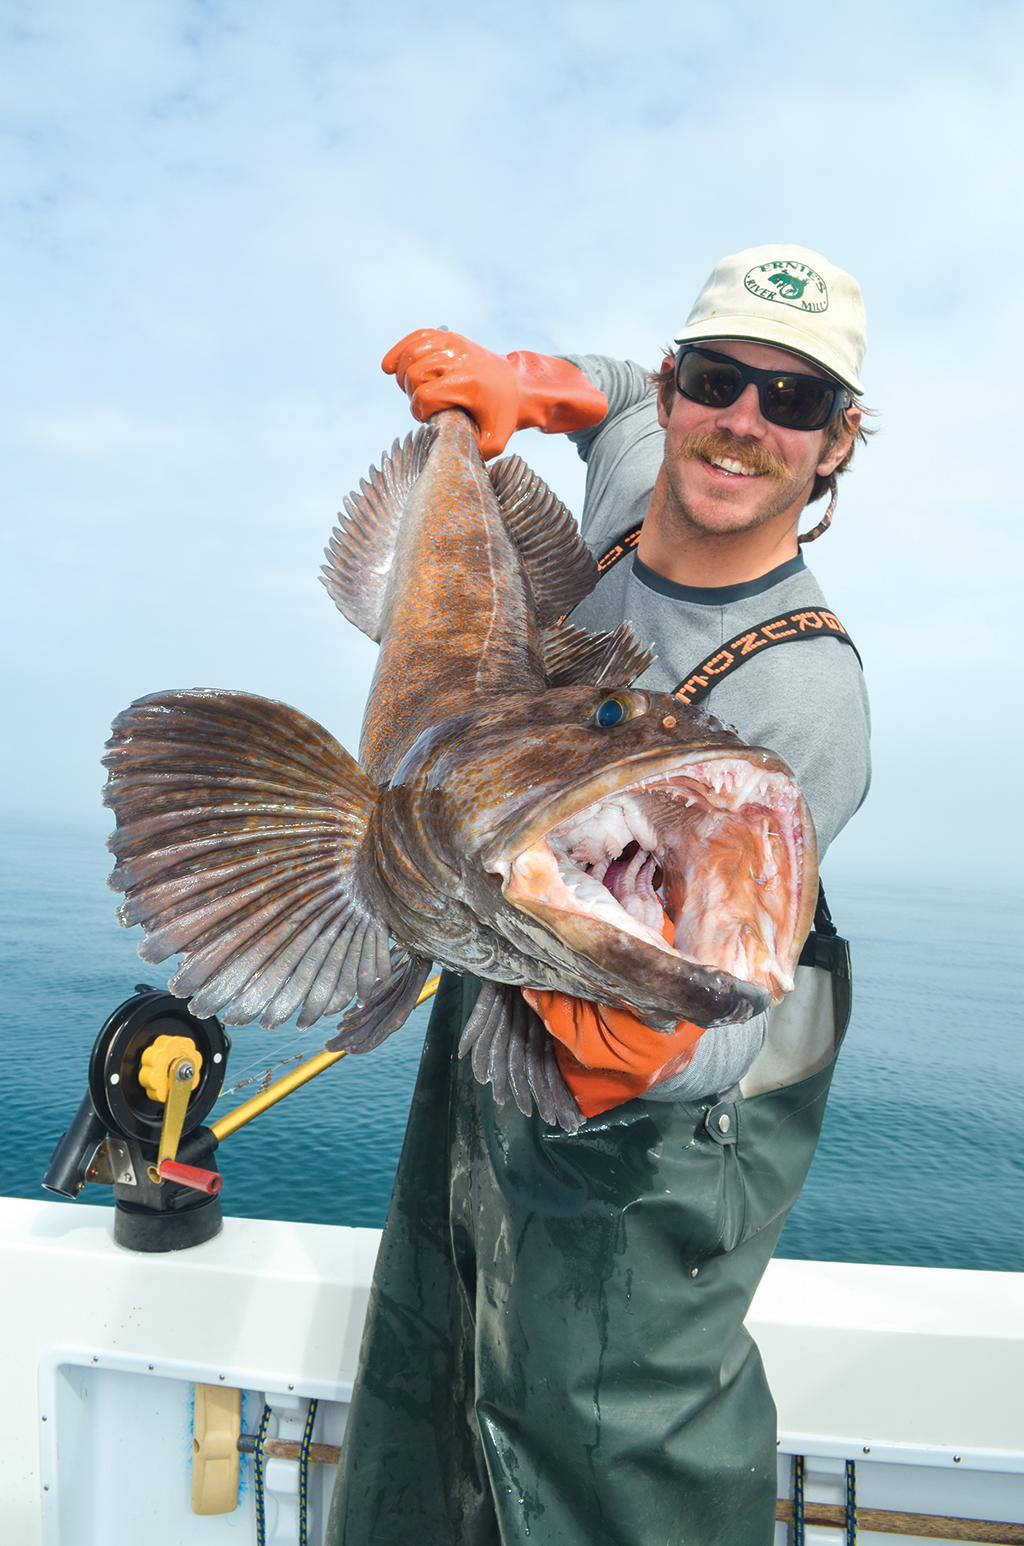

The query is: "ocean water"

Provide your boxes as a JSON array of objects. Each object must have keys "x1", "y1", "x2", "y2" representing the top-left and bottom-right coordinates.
[{"x1": 1, "y1": 816, "x2": 1022, "y2": 1271}]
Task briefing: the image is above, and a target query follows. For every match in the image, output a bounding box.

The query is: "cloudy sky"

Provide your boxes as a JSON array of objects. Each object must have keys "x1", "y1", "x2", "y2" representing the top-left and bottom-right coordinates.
[{"x1": 2, "y1": 0, "x2": 1022, "y2": 886}]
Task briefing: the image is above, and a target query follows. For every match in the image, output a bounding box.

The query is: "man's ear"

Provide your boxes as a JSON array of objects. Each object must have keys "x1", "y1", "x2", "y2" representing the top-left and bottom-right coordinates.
[{"x1": 816, "y1": 405, "x2": 862, "y2": 477}]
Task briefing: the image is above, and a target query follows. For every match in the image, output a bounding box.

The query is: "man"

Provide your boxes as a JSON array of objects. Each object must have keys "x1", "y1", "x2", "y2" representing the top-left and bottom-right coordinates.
[{"x1": 327, "y1": 244, "x2": 870, "y2": 1545}]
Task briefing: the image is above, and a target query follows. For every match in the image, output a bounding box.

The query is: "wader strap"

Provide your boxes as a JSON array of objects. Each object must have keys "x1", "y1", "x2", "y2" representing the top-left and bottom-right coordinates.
[
  {"x1": 672, "y1": 610, "x2": 862, "y2": 704},
  {"x1": 591, "y1": 527, "x2": 863, "y2": 704},
  {"x1": 595, "y1": 521, "x2": 643, "y2": 577},
  {"x1": 798, "y1": 884, "x2": 850, "y2": 978}
]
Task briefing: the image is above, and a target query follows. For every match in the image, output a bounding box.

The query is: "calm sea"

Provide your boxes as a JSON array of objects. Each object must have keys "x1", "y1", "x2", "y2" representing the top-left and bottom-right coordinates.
[{"x1": 2, "y1": 817, "x2": 1021, "y2": 1271}]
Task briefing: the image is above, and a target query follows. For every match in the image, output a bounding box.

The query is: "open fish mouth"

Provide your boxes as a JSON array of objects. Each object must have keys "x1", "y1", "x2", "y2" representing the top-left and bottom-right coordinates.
[{"x1": 491, "y1": 753, "x2": 814, "y2": 1005}]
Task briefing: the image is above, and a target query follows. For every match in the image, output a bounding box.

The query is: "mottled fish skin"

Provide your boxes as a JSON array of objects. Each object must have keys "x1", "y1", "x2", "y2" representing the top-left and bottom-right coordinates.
[
  {"x1": 357, "y1": 412, "x2": 548, "y2": 783},
  {"x1": 362, "y1": 684, "x2": 804, "y2": 1025},
  {"x1": 335, "y1": 412, "x2": 814, "y2": 1026},
  {"x1": 104, "y1": 408, "x2": 818, "y2": 1127}
]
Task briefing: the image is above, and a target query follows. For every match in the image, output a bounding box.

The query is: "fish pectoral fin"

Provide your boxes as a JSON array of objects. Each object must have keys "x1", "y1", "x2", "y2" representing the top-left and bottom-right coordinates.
[
  {"x1": 325, "y1": 948, "x2": 433, "y2": 1053},
  {"x1": 488, "y1": 455, "x2": 598, "y2": 625},
  {"x1": 458, "y1": 981, "x2": 584, "y2": 1133},
  {"x1": 103, "y1": 688, "x2": 387, "y2": 1031},
  {"x1": 541, "y1": 621, "x2": 655, "y2": 688},
  {"x1": 321, "y1": 422, "x2": 439, "y2": 641}
]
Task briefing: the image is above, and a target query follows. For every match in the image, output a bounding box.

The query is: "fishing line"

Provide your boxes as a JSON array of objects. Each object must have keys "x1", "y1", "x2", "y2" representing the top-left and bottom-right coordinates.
[
  {"x1": 212, "y1": 970, "x2": 439, "y2": 1108},
  {"x1": 213, "y1": 1022, "x2": 336, "y2": 1102}
]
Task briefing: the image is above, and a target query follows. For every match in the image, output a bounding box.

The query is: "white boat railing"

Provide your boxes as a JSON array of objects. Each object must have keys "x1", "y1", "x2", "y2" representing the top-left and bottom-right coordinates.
[{"x1": 2, "y1": 1197, "x2": 1022, "y2": 1545}]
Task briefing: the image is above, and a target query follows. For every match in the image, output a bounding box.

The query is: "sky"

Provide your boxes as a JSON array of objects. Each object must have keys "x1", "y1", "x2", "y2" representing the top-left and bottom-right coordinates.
[{"x1": 2, "y1": 0, "x2": 1023, "y2": 888}]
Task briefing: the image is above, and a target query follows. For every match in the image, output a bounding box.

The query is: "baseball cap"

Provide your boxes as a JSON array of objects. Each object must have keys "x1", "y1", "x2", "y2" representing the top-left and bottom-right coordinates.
[{"x1": 674, "y1": 244, "x2": 866, "y2": 395}]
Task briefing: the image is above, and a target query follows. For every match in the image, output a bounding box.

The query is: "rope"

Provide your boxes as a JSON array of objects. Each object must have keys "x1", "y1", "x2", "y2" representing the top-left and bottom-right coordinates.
[
  {"x1": 252, "y1": 1403, "x2": 272, "y2": 1546},
  {"x1": 846, "y1": 1458, "x2": 858, "y2": 1544},
  {"x1": 787, "y1": 1455, "x2": 855, "y2": 1543},
  {"x1": 298, "y1": 1398, "x2": 319, "y2": 1546},
  {"x1": 791, "y1": 1453, "x2": 805, "y2": 1545}
]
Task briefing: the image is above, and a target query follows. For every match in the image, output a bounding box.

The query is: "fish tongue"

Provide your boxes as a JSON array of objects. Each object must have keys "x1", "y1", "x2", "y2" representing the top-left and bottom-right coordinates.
[{"x1": 601, "y1": 848, "x2": 663, "y2": 933}]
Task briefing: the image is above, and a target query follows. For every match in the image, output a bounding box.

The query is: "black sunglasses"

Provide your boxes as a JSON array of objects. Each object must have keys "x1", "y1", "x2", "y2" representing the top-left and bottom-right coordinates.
[{"x1": 674, "y1": 345, "x2": 851, "y2": 431}]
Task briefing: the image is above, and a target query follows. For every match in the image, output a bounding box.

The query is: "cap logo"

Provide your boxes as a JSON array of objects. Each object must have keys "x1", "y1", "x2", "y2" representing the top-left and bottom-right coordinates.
[{"x1": 744, "y1": 260, "x2": 828, "y2": 314}]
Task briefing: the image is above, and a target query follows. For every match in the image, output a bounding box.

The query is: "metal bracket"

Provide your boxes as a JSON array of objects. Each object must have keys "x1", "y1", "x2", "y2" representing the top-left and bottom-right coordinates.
[{"x1": 84, "y1": 1137, "x2": 136, "y2": 1188}]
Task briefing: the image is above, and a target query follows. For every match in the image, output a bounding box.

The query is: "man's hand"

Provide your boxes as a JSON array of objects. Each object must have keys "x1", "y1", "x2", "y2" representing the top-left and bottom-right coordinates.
[
  {"x1": 382, "y1": 331, "x2": 520, "y2": 458},
  {"x1": 382, "y1": 329, "x2": 608, "y2": 460},
  {"x1": 522, "y1": 988, "x2": 706, "y2": 1119}
]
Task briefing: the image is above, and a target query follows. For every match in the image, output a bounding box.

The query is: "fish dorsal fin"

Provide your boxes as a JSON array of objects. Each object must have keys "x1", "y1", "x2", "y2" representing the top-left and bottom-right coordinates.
[
  {"x1": 321, "y1": 423, "x2": 438, "y2": 642},
  {"x1": 541, "y1": 621, "x2": 655, "y2": 688},
  {"x1": 103, "y1": 689, "x2": 392, "y2": 1033},
  {"x1": 488, "y1": 455, "x2": 598, "y2": 626}
]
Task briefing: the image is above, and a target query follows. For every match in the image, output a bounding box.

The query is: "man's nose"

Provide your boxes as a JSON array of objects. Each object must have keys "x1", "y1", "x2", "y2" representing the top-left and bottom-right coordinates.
[{"x1": 714, "y1": 383, "x2": 765, "y2": 437}]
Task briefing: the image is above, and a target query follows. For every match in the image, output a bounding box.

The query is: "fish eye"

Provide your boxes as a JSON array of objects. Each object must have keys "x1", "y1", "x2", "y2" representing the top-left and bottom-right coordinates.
[{"x1": 591, "y1": 692, "x2": 646, "y2": 729}]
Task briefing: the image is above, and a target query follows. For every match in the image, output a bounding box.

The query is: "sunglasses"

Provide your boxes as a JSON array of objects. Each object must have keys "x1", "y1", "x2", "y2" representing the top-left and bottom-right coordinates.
[{"x1": 674, "y1": 345, "x2": 851, "y2": 431}]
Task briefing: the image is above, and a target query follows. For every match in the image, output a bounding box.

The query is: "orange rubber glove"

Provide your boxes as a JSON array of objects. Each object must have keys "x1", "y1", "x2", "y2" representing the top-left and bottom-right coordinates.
[
  {"x1": 521, "y1": 990, "x2": 706, "y2": 1119},
  {"x1": 521, "y1": 913, "x2": 708, "y2": 1119},
  {"x1": 381, "y1": 329, "x2": 608, "y2": 460}
]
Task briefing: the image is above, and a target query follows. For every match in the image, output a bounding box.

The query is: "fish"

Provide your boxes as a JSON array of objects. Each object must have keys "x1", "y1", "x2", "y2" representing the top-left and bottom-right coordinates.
[{"x1": 102, "y1": 408, "x2": 818, "y2": 1132}]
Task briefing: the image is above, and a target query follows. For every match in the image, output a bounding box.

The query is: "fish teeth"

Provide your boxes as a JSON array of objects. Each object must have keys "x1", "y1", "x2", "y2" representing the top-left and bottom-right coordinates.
[{"x1": 555, "y1": 860, "x2": 659, "y2": 936}]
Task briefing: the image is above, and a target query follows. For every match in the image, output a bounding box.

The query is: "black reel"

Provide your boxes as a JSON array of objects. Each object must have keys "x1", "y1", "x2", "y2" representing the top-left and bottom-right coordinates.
[{"x1": 44, "y1": 985, "x2": 231, "y2": 1253}]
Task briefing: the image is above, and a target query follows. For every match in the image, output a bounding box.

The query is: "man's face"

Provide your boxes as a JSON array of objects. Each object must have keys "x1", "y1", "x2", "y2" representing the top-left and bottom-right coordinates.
[{"x1": 657, "y1": 339, "x2": 858, "y2": 540}]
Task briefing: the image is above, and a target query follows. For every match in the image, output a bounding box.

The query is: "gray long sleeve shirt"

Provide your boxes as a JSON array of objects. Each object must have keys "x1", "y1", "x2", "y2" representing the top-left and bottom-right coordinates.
[{"x1": 560, "y1": 355, "x2": 871, "y2": 1101}]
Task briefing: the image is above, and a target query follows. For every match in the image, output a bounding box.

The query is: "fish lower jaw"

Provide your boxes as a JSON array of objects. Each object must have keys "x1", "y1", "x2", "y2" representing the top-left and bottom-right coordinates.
[
  {"x1": 500, "y1": 844, "x2": 675, "y2": 958},
  {"x1": 492, "y1": 756, "x2": 811, "y2": 1002}
]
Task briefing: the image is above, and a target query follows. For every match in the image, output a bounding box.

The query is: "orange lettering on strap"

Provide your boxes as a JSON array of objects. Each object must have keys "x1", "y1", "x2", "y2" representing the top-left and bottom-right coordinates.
[
  {"x1": 819, "y1": 610, "x2": 844, "y2": 632},
  {"x1": 763, "y1": 619, "x2": 798, "y2": 641},
  {"x1": 674, "y1": 674, "x2": 708, "y2": 703},
  {"x1": 791, "y1": 610, "x2": 823, "y2": 631},
  {"x1": 703, "y1": 649, "x2": 734, "y2": 675},
  {"x1": 732, "y1": 631, "x2": 767, "y2": 656},
  {"x1": 597, "y1": 543, "x2": 624, "y2": 573}
]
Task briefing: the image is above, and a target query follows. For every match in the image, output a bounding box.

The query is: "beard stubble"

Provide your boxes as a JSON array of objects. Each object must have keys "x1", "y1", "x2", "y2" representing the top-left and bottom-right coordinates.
[{"x1": 667, "y1": 429, "x2": 812, "y2": 537}]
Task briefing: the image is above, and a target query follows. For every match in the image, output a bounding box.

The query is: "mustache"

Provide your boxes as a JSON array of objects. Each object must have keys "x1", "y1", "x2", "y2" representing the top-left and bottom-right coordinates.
[{"x1": 676, "y1": 430, "x2": 789, "y2": 481}]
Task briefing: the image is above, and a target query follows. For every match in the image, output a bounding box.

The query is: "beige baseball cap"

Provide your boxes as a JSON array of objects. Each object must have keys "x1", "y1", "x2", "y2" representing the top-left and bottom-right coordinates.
[{"x1": 674, "y1": 243, "x2": 866, "y2": 395}]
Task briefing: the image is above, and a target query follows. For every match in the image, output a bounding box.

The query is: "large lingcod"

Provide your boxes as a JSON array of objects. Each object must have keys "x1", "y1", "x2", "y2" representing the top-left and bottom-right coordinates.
[{"x1": 103, "y1": 409, "x2": 817, "y2": 1132}]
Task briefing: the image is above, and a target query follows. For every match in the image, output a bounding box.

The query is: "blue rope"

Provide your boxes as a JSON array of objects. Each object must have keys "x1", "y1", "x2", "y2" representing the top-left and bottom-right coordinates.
[
  {"x1": 845, "y1": 1458, "x2": 857, "y2": 1544},
  {"x1": 791, "y1": 1453, "x2": 805, "y2": 1546},
  {"x1": 298, "y1": 1398, "x2": 319, "y2": 1546},
  {"x1": 253, "y1": 1403, "x2": 272, "y2": 1546}
]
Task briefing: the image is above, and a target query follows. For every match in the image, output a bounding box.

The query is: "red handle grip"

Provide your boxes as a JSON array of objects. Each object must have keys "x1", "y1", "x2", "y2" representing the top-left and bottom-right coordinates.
[{"x1": 158, "y1": 1159, "x2": 223, "y2": 1196}]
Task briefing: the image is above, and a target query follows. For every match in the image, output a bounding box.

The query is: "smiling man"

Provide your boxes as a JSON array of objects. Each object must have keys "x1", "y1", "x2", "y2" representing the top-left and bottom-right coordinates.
[
  {"x1": 642, "y1": 339, "x2": 858, "y2": 576},
  {"x1": 327, "y1": 245, "x2": 872, "y2": 1546}
]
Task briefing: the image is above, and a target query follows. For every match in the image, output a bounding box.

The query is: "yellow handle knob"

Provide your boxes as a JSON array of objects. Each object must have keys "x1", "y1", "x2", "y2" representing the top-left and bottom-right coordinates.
[{"x1": 139, "y1": 1034, "x2": 203, "y2": 1104}]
